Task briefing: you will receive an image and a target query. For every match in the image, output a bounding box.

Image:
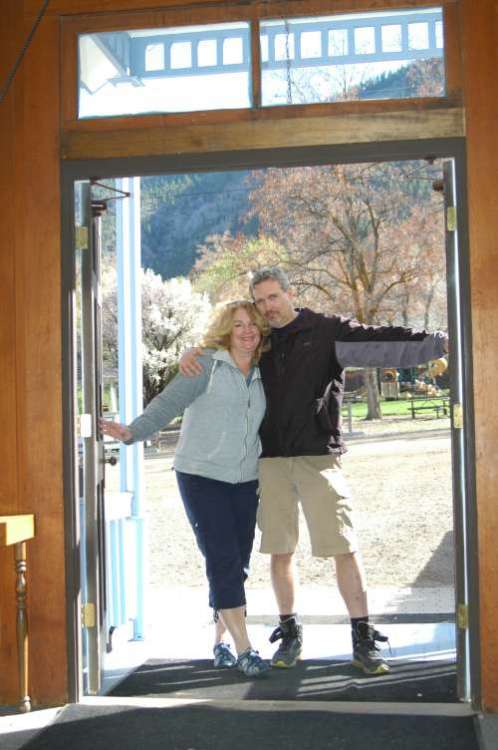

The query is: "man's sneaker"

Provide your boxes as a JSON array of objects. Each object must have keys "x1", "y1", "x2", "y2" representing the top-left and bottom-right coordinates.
[
  {"x1": 213, "y1": 642, "x2": 237, "y2": 668},
  {"x1": 269, "y1": 618, "x2": 303, "y2": 668},
  {"x1": 352, "y1": 621, "x2": 390, "y2": 676},
  {"x1": 236, "y1": 649, "x2": 271, "y2": 677}
]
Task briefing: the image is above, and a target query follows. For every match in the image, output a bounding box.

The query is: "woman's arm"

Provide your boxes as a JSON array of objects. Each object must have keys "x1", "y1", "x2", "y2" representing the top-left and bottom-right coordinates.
[
  {"x1": 104, "y1": 356, "x2": 214, "y2": 444},
  {"x1": 100, "y1": 420, "x2": 132, "y2": 443}
]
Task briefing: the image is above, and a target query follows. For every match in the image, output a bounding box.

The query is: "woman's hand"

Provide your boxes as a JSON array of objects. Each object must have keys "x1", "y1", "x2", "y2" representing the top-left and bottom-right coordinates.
[
  {"x1": 100, "y1": 419, "x2": 132, "y2": 443},
  {"x1": 179, "y1": 347, "x2": 204, "y2": 376}
]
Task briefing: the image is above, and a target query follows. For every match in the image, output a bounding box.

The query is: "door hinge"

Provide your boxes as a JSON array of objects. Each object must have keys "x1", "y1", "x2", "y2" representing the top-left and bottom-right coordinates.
[
  {"x1": 75, "y1": 225, "x2": 89, "y2": 250},
  {"x1": 452, "y1": 403, "x2": 464, "y2": 429},
  {"x1": 457, "y1": 603, "x2": 469, "y2": 630},
  {"x1": 446, "y1": 206, "x2": 457, "y2": 232},
  {"x1": 82, "y1": 602, "x2": 96, "y2": 628}
]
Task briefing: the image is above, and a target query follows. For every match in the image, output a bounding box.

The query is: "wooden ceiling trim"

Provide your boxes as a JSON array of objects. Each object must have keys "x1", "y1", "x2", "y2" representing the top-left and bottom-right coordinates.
[
  {"x1": 62, "y1": 104, "x2": 464, "y2": 160},
  {"x1": 64, "y1": 96, "x2": 463, "y2": 132},
  {"x1": 61, "y1": 4, "x2": 254, "y2": 33},
  {"x1": 31, "y1": 0, "x2": 458, "y2": 17}
]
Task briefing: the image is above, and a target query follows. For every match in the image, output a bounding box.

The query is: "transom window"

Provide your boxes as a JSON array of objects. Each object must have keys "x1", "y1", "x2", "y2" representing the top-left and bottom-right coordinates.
[{"x1": 77, "y1": 7, "x2": 444, "y2": 119}]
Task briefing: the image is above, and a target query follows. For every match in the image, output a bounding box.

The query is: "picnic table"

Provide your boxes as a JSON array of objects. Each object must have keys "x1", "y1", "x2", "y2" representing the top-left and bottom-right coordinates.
[{"x1": 410, "y1": 396, "x2": 450, "y2": 419}]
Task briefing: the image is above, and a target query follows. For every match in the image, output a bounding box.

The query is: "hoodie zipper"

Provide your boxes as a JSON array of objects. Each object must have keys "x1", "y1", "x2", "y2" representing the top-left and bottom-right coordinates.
[{"x1": 240, "y1": 374, "x2": 251, "y2": 482}]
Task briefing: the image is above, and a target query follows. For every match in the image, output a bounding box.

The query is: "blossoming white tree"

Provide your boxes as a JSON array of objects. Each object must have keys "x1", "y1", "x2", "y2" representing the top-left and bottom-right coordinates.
[{"x1": 102, "y1": 267, "x2": 211, "y2": 404}]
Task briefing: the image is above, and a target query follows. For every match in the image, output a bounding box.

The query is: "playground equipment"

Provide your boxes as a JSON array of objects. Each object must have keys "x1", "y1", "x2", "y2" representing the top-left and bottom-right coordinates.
[
  {"x1": 380, "y1": 368, "x2": 400, "y2": 400},
  {"x1": 384, "y1": 357, "x2": 448, "y2": 400},
  {"x1": 428, "y1": 356, "x2": 448, "y2": 379},
  {"x1": 407, "y1": 358, "x2": 449, "y2": 398}
]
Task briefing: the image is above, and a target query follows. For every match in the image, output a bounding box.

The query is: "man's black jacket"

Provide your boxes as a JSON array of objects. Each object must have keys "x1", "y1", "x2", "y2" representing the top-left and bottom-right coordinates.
[{"x1": 258, "y1": 308, "x2": 447, "y2": 457}]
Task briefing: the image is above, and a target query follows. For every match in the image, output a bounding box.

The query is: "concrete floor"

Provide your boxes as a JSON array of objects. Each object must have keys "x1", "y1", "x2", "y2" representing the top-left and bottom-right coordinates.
[
  {"x1": 3, "y1": 584, "x2": 497, "y2": 750},
  {"x1": 100, "y1": 584, "x2": 457, "y2": 691}
]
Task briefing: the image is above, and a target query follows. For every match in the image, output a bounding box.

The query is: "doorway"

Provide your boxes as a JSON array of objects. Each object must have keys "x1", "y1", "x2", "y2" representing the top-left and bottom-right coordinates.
[{"x1": 61, "y1": 138, "x2": 478, "y2": 706}]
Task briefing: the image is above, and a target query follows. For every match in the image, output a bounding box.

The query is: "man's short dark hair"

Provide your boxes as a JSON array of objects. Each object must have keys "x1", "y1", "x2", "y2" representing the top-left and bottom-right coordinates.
[{"x1": 249, "y1": 267, "x2": 291, "y2": 294}]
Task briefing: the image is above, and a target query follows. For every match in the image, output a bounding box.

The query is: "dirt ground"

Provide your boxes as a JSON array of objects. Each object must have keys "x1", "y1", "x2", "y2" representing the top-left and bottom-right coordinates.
[{"x1": 131, "y1": 415, "x2": 453, "y2": 594}]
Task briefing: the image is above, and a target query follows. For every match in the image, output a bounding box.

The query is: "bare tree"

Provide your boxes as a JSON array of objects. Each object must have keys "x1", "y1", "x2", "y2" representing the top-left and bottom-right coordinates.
[{"x1": 194, "y1": 161, "x2": 446, "y2": 419}]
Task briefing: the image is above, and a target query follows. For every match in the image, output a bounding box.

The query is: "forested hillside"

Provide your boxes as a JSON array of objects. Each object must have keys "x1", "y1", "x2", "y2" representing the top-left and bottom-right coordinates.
[
  {"x1": 138, "y1": 58, "x2": 443, "y2": 280},
  {"x1": 141, "y1": 171, "x2": 257, "y2": 278}
]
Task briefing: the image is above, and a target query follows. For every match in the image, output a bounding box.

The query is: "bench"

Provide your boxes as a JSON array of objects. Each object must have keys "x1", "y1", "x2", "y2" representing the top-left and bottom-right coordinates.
[
  {"x1": 343, "y1": 390, "x2": 363, "y2": 404},
  {"x1": 410, "y1": 397, "x2": 450, "y2": 419}
]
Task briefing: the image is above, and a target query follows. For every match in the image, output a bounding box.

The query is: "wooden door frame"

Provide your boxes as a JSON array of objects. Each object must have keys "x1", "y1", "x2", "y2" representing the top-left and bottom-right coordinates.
[
  {"x1": 60, "y1": 0, "x2": 463, "y2": 133},
  {"x1": 58, "y1": 0, "x2": 470, "y2": 709},
  {"x1": 61, "y1": 135, "x2": 479, "y2": 706}
]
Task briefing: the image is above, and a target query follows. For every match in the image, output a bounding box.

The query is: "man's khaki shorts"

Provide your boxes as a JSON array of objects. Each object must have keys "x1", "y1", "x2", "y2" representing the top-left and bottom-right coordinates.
[{"x1": 257, "y1": 455, "x2": 358, "y2": 558}]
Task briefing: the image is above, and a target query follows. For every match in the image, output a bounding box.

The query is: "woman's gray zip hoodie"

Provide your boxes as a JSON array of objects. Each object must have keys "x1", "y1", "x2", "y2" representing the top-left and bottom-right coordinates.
[{"x1": 125, "y1": 350, "x2": 266, "y2": 484}]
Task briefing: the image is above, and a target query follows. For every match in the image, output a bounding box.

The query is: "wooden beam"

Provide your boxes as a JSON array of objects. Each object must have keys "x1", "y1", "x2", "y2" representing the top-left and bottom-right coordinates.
[
  {"x1": 0, "y1": 0, "x2": 25, "y2": 707},
  {"x1": 29, "y1": 0, "x2": 458, "y2": 16},
  {"x1": 250, "y1": 14, "x2": 262, "y2": 110},
  {"x1": 63, "y1": 96, "x2": 464, "y2": 132},
  {"x1": 461, "y1": 0, "x2": 498, "y2": 713},
  {"x1": 62, "y1": 105, "x2": 464, "y2": 160},
  {"x1": 0, "y1": 7, "x2": 70, "y2": 707},
  {"x1": 443, "y1": 2, "x2": 463, "y2": 100}
]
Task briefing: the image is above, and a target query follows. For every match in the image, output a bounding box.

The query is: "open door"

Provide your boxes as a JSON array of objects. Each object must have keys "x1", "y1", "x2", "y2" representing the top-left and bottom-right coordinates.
[
  {"x1": 75, "y1": 181, "x2": 108, "y2": 695},
  {"x1": 64, "y1": 148, "x2": 476, "y2": 705},
  {"x1": 439, "y1": 158, "x2": 478, "y2": 703},
  {"x1": 73, "y1": 178, "x2": 145, "y2": 697}
]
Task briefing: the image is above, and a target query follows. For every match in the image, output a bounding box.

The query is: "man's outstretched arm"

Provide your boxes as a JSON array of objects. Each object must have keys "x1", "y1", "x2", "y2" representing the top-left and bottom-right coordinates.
[{"x1": 330, "y1": 317, "x2": 449, "y2": 369}]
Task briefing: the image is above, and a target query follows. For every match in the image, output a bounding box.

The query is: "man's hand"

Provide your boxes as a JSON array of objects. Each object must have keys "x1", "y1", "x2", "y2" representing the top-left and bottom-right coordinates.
[
  {"x1": 179, "y1": 347, "x2": 204, "y2": 377},
  {"x1": 100, "y1": 419, "x2": 132, "y2": 443}
]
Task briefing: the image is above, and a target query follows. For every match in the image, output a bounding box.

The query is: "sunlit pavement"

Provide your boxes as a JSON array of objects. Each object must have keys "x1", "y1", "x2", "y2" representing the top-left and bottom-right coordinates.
[{"x1": 101, "y1": 584, "x2": 456, "y2": 692}]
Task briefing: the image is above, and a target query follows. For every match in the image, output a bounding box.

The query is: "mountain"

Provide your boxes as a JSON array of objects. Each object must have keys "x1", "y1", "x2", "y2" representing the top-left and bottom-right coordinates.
[
  {"x1": 141, "y1": 171, "x2": 257, "y2": 279},
  {"x1": 137, "y1": 57, "x2": 444, "y2": 280}
]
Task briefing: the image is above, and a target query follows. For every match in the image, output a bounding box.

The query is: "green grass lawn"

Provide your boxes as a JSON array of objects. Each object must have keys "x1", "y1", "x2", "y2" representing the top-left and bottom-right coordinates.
[{"x1": 344, "y1": 394, "x2": 449, "y2": 419}]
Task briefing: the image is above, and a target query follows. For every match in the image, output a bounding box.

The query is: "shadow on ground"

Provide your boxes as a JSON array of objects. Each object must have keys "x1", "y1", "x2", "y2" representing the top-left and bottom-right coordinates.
[
  {"x1": 413, "y1": 530, "x2": 454, "y2": 587},
  {"x1": 109, "y1": 657, "x2": 457, "y2": 703}
]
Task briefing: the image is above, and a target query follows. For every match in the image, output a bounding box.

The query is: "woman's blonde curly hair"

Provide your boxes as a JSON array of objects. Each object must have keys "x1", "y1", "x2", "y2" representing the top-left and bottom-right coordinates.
[{"x1": 201, "y1": 300, "x2": 270, "y2": 364}]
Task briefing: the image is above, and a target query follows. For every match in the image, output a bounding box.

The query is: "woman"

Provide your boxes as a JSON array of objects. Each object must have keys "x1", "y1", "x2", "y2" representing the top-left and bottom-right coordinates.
[{"x1": 101, "y1": 300, "x2": 271, "y2": 677}]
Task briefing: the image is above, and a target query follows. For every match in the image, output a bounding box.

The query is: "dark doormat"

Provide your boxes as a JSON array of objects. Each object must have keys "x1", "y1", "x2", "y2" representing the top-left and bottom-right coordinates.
[
  {"x1": 20, "y1": 702, "x2": 478, "y2": 750},
  {"x1": 109, "y1": 658, "x2": 457, "y2": 703}
]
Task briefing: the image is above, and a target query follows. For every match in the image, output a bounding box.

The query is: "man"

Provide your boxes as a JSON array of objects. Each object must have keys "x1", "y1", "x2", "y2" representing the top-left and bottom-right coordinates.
[{"x1": 182, "y1": 267, "x2": 448, "y2": 675}]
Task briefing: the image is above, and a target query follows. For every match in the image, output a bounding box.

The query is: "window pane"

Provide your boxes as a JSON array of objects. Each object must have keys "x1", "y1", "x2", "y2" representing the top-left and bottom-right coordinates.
[
  {"x1": 261, "y1": 7, "x2": 444, "y2": 107},
  {"x1": 275, "y1": 33, "x2": 295, "y2": 61},
  {"x1": 408, "y1": 22, "x2": 430, "y2": 50},
  {"x1": 301, "y1": 31, "x2": 322, "y2": 59},
  {"x1": 223, "y1": 36, "x2": 244, "y2": 65},
  {"x1": 381, "y1": 25, "x2": 402, "y2": 54},
  {"x1": 435, "y1": 20, "x2": 444, "y2": 49},
  {"x1": 78, "y1": 22, "x2": 251, "y2": 118},
  {"x1": 197, "y1": 39, "x2": 217, "y2": 68},
  {"x1": 170, "y1": 41, "x2": 192, "y2": 69},
  {"x1": 328, "y1": 29, "x2": 348, "y2": 57},
  {"x1": 145, "y1": 44, "x2": 164, "y2": 72},
  {"x1": 354, "y1": 26, "x2": 376, "y2": 55}
]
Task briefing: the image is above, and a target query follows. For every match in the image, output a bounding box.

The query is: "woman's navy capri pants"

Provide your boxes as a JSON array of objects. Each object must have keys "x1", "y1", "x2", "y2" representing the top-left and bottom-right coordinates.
[{"x1": 175, "y1": 471, "x2": 259, "y2": 611}]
